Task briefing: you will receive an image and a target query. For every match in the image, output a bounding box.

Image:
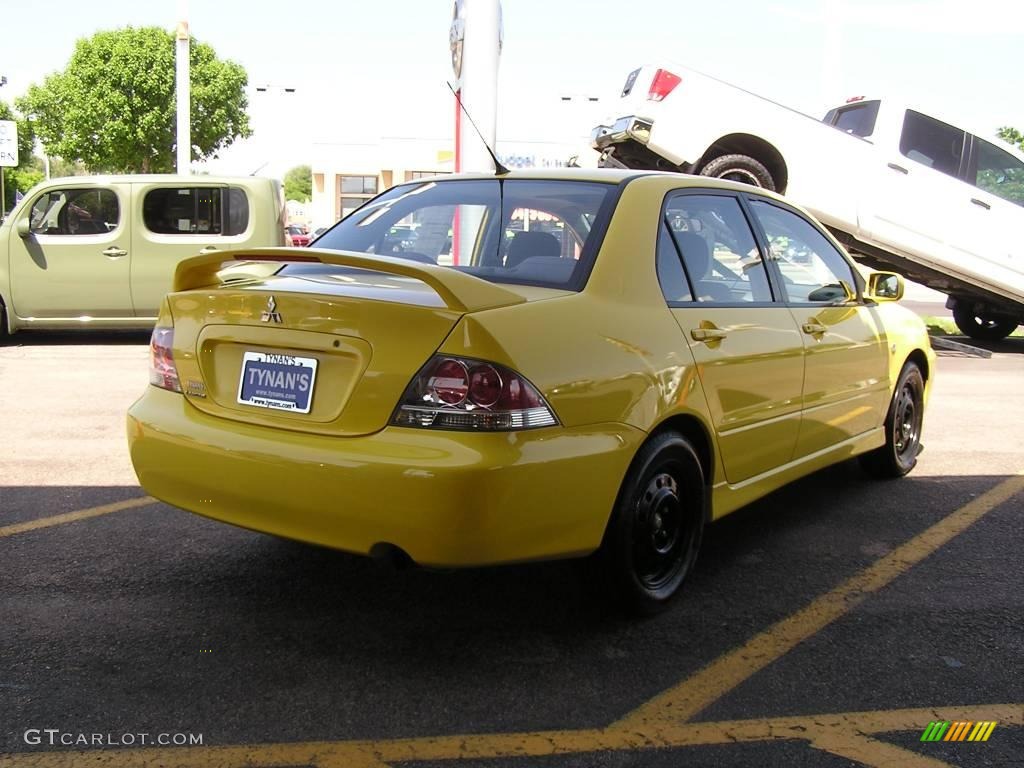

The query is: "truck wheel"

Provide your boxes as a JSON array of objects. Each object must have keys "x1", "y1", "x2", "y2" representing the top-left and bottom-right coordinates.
[
  {"x1": 699, "y1": 154, "x2": 776, "y2": 191},
  {"x1": 951, "y1": 307, "x2": 1018, "y2": 341}
]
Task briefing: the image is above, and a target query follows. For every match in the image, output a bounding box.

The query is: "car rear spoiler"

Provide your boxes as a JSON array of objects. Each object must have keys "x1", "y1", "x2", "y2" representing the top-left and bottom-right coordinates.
[{"x1": 173, "y1": 247, "x2": 527, "y2": 313}]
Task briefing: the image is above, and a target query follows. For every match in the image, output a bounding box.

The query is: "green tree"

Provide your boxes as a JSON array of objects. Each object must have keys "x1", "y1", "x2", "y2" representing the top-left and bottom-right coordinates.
[
  {"x1": 0, "y1": 101, "x2": 37, "y2": 212},
  {"x1": 17, "y1": 26, "x2": 252, "y2": 173},
  {"x1": 997, "y1": 126, "x2": 1024, "y2": 151},
  {"x1": 284, "y1": 164, "x2": 312, "y2": 202}
]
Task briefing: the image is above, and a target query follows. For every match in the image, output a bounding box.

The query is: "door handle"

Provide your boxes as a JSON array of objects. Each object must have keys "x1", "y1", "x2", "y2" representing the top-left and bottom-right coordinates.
[
  {"x1": 970, "y1": 198, "x2": 991, "y2": 210},
  {"x1": 199, "y1": 245, "x2": 220, "y2": 254},
  {"x1": 690, "y1": 327, "x2": 728, "y2": 342},
  {"x1": 802, "y1": 322, "x2": 827, "y2": 336},
  {"x1": 887, "y1": 162, "x2": 909, "y2": 175},
  {"x1": 102, "y1": 247, "x2": 128, "y2": 258}
]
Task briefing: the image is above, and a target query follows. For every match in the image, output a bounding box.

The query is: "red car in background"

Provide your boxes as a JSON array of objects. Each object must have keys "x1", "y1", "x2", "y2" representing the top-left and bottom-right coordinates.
[{"x1": 285, "y1": 225, "x2": 310, "y2": 247}]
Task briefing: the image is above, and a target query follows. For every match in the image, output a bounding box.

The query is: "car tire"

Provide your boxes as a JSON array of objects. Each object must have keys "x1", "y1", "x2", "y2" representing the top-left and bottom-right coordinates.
[
  {"x1": 698, "y1": 154, "x2": 776, "y2": 191},
  {"x1": 596, "y1": 432, "x2": 705, "y2": 615},
  {"x1": 860, "y1": 362, "x2": 925, "y2": 479},
  {"x1": 0, "y1": 296, "x2": 8, "y2": 342},
  {"x1": 951, "y1": 306, "x2": 1018, "y2": 341}
]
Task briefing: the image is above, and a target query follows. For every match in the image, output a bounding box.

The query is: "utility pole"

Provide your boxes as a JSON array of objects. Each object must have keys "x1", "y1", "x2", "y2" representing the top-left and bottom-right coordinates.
[
  {"x1": 0, "y1": 75, "x2": 10, "y2": 217},
  {"x1": 176, "y1": 2, "x2": 191, "y2": 174}
]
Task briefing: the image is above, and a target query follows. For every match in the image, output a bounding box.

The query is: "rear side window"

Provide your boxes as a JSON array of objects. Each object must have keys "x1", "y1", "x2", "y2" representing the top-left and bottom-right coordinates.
[
  {"x1": 310, "y1": 179, "x2": 616, "y2": 290},
  {"x1": 143, "y1": 187, "x2": 249, "y2": 235},
  {"x1": 973, "y1": 138, "x2": 1024, "y2": 206},
  {"x1": 658, "y1": 194, "x2": 773, "y2": 304},
  {"x1": 29, "y1": 188, "x2": 119, "y2": 236},
  {"x1": 900, "y1": 111, "x2": 966, "y2": 178},
  {"x1": 825, "y1": 100, "x2": 880, "y2": 138}
]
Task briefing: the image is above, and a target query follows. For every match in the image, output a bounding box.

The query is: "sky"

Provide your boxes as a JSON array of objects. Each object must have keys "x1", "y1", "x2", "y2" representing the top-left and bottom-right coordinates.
[{"x1": 1, "y1": 0, "x2": 1022, "y2": 178}]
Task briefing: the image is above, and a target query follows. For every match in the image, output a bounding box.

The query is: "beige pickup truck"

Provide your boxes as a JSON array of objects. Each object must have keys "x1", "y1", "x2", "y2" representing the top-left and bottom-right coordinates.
[{"x1": 0, "y1": 175, "x2": 286, "y2": 339}]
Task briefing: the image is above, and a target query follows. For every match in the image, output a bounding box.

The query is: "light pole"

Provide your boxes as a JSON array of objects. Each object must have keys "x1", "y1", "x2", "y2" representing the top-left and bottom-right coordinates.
[{"x1": 176, "y1": 2, "x2": 191, "y2": 174}]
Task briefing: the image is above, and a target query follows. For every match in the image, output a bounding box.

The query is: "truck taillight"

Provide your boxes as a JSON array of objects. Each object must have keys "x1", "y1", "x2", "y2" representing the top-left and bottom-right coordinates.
[
  {"x1": 149, "y1": 327, "x2": 182, "y2": 393},
  {"x1": 648, "y1": 69, "x2": 681, "y2": 102}
]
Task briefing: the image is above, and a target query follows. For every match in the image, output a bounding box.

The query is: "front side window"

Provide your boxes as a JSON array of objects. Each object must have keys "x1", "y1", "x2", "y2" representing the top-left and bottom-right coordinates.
[
  {"x1": 899, "y1": 110, "x2": 966, "y2": 178},
  {"x1": 973, "y1": 138, "x2": 1024, "y2": 206},
  {"x1": 309, "y1": 179, "x2": 616, "y2": 290},
  {"x1": 659, "y1": 194, "x2": 773, "y2": 303},
  {"x1": 749, "y1": 200, "x2": 857, "y2": 304},
  {"x1": 142, "y1": 187, "x2": 249, "y2": 236},
  {"x1": 29, "y1": 188, "x2": 119, "y2": 236}
]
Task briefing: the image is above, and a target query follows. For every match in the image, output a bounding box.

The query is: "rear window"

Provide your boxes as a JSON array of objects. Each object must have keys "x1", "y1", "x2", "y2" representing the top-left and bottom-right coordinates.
[
  {"x1": 825, "y1": 100, "x2": 880, "y2": 138},
  {"x1": 143, "y1": 187, "x2": 249, "y2": 235},
  {"x1": 309, "y1": 179, "x2": 617, "y2": 290}
]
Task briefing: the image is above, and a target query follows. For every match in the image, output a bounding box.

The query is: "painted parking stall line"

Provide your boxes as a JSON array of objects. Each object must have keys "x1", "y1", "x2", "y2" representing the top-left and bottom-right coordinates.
[
  {"x1": 0, "y1": 497, "x2": 156, "y2": 539},
  {"x1": 614, "y1": 473, "x2": 1024, "y2": 729}
]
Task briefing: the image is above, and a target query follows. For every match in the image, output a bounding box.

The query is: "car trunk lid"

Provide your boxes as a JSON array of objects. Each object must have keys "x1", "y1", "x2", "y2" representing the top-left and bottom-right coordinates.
[{"x1": 166, "y1": 248, "x2": 557, "y2": 437}]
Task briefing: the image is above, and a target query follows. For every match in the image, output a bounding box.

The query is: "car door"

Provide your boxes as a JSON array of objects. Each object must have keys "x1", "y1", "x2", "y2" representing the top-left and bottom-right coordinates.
[
  {"x1": 657, "y1": 191, "x2": 805, "y2": 484},
  {"x1": 865, "y1": 109, "x2": 968, "y2": 268},
  {"x1": 960, "y1": 136, "x2": 1024, "y2": 295},
  {"x1": 130, "y1": 183, "x2": 252, "y2": 317},
  {"x1": 9, "y1": 183, "x2": 132, "y2": 319},
  {"x1": 747, "y1": 198, "x2": 891, "y2": 458}
]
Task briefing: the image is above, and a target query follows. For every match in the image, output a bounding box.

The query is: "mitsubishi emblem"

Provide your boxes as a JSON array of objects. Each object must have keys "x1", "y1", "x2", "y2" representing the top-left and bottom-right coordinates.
[{"x1": 260, "y1": 295, "x2": 283, "y2": 323}]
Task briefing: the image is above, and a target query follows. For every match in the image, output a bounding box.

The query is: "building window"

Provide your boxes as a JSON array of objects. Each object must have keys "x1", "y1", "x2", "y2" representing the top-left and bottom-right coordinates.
[
  {"x1": 406, "y1": 170, "x2": 448, "y2": 181},
  {"x1": 338, "y1": 175, "x2": 379, "y2": 218}
]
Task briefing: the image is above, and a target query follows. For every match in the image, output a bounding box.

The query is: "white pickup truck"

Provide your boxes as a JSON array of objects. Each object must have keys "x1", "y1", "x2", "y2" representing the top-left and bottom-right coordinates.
[{"x1": 592, "y1": 64, "x2": 1024, "y2": 340}]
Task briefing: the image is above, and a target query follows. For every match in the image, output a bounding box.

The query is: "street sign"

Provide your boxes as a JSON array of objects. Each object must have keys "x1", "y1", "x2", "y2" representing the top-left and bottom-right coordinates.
[{"x1": 0, "y1": 120, "x2": 18, "y2": 167}]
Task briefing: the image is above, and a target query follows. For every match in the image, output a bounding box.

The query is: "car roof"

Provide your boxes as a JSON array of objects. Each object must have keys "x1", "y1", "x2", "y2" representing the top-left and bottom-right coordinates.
[
  {"x1": 405, "y1": 168, "x2": 792, "y2": 204},
  {"x1": 38, "y1": 174, "x2": 277, "y2": 186}
]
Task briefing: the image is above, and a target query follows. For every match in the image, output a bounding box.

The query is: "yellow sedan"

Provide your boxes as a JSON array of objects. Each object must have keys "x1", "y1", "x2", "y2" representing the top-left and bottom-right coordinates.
[{"x1": 127, "y1": 169, "x2": 934, "y2": 613}]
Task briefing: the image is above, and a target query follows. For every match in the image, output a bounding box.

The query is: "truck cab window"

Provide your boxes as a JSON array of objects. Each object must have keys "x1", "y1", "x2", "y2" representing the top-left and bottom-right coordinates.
[
  {"x1": 825, "y1": 100, "x2": 880, "y2": 138},
  {"x1": 899, "y1": 110, "x2": 966, "y2": 178},
  {"x1": 973, "y1": 138, "x2": 1024, "y2": 207}
]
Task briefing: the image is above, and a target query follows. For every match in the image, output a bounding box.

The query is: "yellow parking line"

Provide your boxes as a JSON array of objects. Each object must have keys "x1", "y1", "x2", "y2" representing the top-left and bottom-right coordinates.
[
  {"x1": 1, "y1": 477, "x2": 1021, "y2": 767},
  {"x1": 2, "y1": 704, "x2": 1020, "y2": 767},
  {"x1": 808, "y1": 731, "x2": 951, "y2": 767},
  {"x1": 614, "y1": 473, "x2": 1024, "y2": 728},
  {"x1": 0, "y1": 497, "x2": 156, "y2": 539}
]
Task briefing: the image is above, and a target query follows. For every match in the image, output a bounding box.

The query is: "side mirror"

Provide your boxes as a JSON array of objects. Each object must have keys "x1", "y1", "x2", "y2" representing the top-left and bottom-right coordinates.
[
  {"x1": 866, "y1": 272, "x2": 904, "y2": 302},
  {"x1": 15, "y1": 218, "x2": 31, "y2": 239}
]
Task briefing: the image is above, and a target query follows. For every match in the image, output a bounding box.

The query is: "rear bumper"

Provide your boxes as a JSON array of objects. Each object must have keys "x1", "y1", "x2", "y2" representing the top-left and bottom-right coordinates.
[
  {"x1": 591, "y1": 115, "x2": 654, "y2": 151},
  {"x1": 127, "y1": 387, "x2": 645, "y2": 566}
]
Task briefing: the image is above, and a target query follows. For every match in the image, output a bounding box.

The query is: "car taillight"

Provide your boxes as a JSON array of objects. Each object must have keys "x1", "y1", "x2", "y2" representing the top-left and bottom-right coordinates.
[
  {"x1": 647, "y1": 68, "x2": 681, "y2": 102},
  {"x1": 149, "y1": 327, "x2": 182, "y2": 393},
  {"x1": 391, "y1": 355, "x2": 558, "y2": 431}
]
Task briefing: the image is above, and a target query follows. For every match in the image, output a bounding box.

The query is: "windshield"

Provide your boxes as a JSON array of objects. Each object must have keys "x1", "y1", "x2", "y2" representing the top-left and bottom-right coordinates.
[{"x1": 309, "y1": 179, "x2": 617, "y2": 290}]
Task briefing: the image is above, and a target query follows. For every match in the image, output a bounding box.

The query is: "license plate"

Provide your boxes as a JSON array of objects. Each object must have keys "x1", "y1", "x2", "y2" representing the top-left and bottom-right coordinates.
[{"x1": 237, "y1": 352, "x2": 318, "y2": 413}]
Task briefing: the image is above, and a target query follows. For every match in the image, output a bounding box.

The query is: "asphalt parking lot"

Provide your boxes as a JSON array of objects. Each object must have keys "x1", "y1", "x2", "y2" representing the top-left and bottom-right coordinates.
[{"x1": 1, "y1": 327, "x2": 1022, "y2": 768}]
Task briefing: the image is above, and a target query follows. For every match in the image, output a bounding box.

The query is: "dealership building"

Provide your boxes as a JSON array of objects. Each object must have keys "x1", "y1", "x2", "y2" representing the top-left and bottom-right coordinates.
[{"x1": 307, "y1": 94, "x2": 604, "y2": 230}]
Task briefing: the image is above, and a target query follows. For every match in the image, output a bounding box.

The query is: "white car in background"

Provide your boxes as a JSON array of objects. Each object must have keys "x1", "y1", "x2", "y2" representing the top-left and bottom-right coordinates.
[{"x1": 593, "y1": 63, "x2": 1024, "y2": 340}]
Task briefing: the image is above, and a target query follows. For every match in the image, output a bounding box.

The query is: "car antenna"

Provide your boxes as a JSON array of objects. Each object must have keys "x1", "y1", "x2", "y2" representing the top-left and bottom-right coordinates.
[{"x1": 447, "y1": 82, "x2": 509, "y2": 176}]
